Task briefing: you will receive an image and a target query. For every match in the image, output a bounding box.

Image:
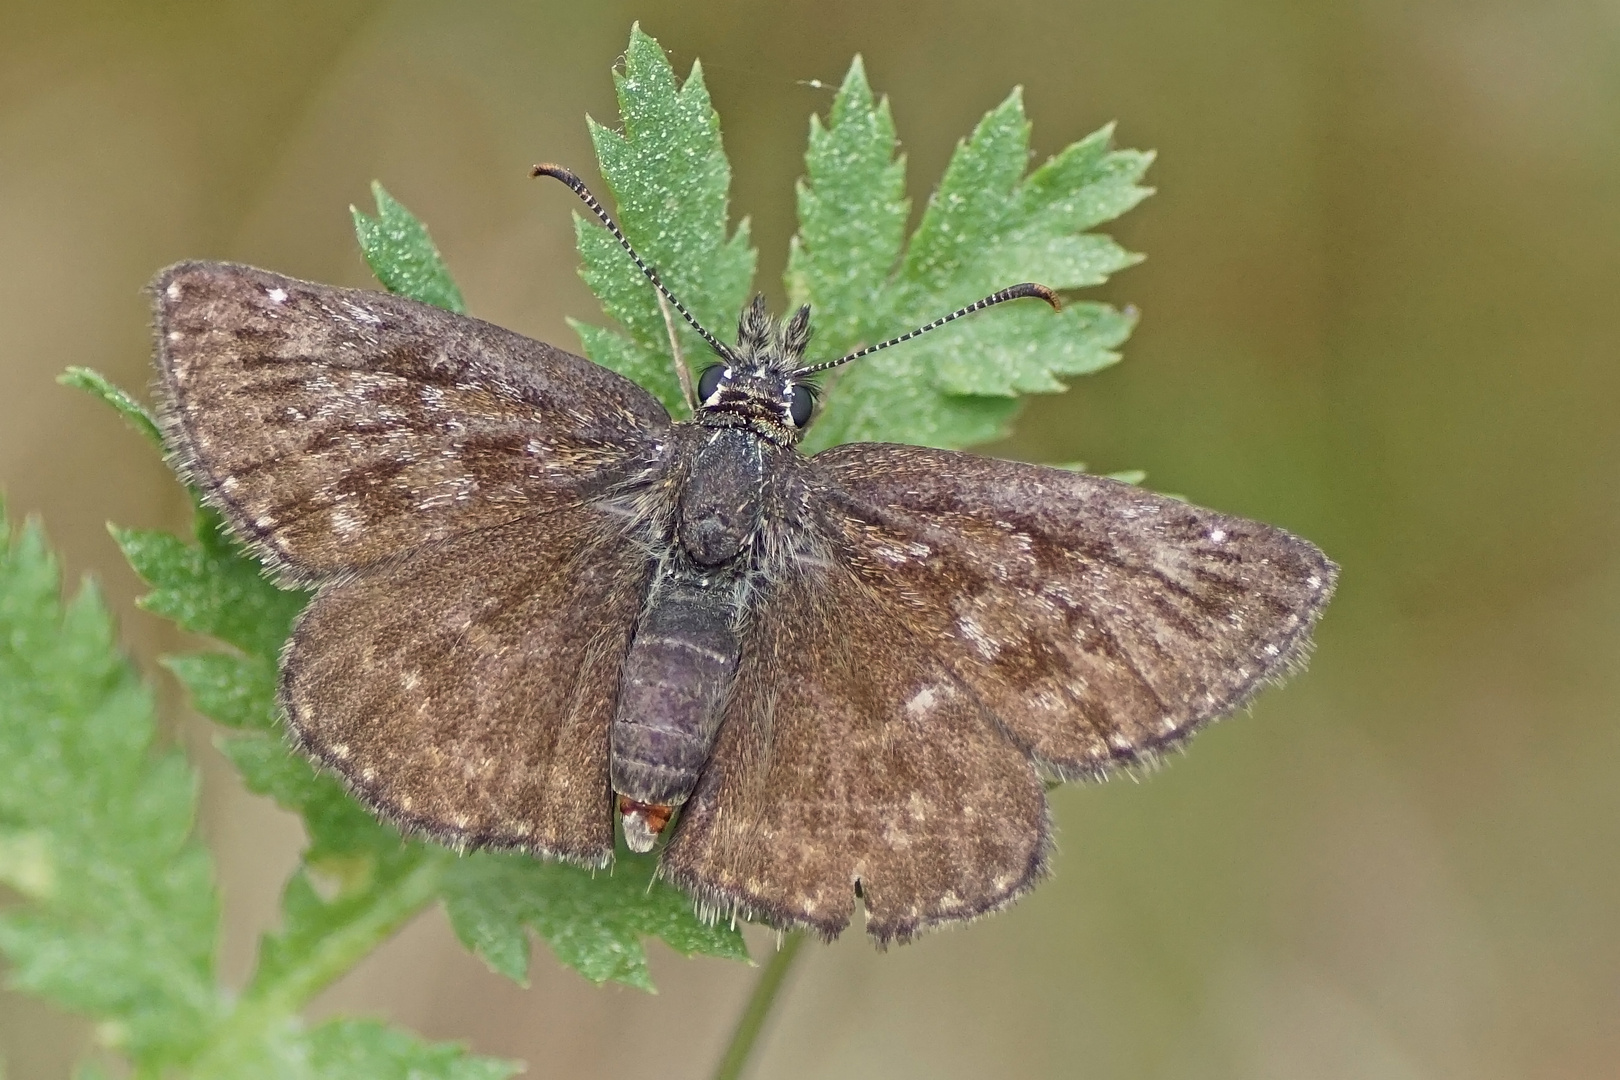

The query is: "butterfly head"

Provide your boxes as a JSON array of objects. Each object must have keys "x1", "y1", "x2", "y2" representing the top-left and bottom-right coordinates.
[{"x1": 694, "y1": 295, "x2": 818, "y2": 443}]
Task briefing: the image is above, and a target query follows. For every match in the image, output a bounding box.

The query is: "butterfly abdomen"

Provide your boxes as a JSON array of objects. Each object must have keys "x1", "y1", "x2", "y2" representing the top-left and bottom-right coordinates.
[{"x1": 612, "y1": 573, "x2": 746, "y2": 852}]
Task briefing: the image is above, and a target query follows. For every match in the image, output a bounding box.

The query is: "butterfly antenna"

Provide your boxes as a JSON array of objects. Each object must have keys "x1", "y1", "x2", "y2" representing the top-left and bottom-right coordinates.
[
  {"x1": 532, "y1": 163, "x2": 737, "y2": 362},
  {"x1": 792, "y1": 282, "x2": 1061, "y2": 377}
]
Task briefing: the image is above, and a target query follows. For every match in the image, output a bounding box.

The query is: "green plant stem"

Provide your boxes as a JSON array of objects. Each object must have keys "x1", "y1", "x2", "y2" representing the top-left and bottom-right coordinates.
[
  {"x1": 711, "y1": 931, "x2": 807, "y2": 1080},
  {"x1": 191, "y1": 851, "x2": 450, "y2": 1070}
]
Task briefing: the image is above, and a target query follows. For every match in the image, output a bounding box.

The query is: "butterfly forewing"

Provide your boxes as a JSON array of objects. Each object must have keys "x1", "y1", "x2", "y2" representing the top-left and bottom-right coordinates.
[
  {"x1": 154, "y1": 262, "x2": 671, "y2": 583},
  {"x1": 810, "y1": 445, "x2": 1338, "y2": 778}
]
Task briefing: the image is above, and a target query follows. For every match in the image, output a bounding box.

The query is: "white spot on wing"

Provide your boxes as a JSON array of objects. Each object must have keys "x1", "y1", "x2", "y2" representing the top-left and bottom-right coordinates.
[
  {"x1": 330, "y1": 506, "x2": 364, "y2": 537},
  {"x1": 267, "y1": 287, "x2": 288, "y2": 304},
  {"x1": 906, "y1": 686, "x2": 940, "y2": 717},
  {"x1": 957, "y1": 614, "x2": 998, "y2": 659},
  {"x1": 165, "y1": 282, "x2": 181, "y2": 300},
  {"x1": 1307, "y1": 575, "x2": 1322, "y2": 590},
  {"x1": 1209, "y1": 528, "x2": 1227, "y2": 543},
  {"x1": 873, "y1": 543, "x2": 928, "y2": 565},
  {"x1": 341, "y1": 300, "x2": 382, "y2": 325},
  {"x1": 167, "y1": 330, "x2": 182, "y2": 342}
]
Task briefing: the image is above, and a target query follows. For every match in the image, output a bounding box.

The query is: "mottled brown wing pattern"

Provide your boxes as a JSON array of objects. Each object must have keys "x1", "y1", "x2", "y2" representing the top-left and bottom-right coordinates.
[
  {"x1": 663, "y1": 445, "x2": 1333, "y2": 943},
  {"x1": 152, "y1": 259, "x2": 1336, "y2": 942},
  {"x1": 811, "y1": 445, "x2": 1339, "y2": 779},
  {"x1": 661, "y1": 515, "x2": 1051, "y2": 946},
  {"x1": 282, "y1": 511, "x2": 654, "y2": 864},
  {"x1": 154, "y1": 261, "x2": 671, "y2": 583},
  {"x1": 153, "y1": 260, "x2": 679, "y2": 862}
]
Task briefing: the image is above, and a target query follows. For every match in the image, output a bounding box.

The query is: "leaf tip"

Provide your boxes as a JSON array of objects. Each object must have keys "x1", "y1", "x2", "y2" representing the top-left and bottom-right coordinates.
[
  {"x1": 59, "y1": 367, "x2": 165, "y2": 450},
  {"x1": 843, "y1": 53, "x2": 870, "y2": 90}
]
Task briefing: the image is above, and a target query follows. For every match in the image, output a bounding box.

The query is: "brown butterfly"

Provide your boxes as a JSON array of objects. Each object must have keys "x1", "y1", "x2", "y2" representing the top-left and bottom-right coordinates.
[{"x1": 151, "y1": 165, "x2": 1336, "y2": 945}]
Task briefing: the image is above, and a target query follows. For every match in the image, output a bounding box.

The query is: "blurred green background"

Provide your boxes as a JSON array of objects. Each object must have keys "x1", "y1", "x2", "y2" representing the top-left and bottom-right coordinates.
[{"x1": 3, "y1": 1, "x2": 1617, "y2": 1077}]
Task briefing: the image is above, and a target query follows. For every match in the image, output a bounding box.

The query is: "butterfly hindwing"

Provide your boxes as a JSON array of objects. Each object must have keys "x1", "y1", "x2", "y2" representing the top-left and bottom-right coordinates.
[
  {"x1": 153, "y1": 261, "x2": 671, "y2": 584},
  {"x1": 282, "y1": 510, "x2": 656, "y2": 864},
  {"x1": 660, "y1": 529, "x2": 1051, "y2": 945}
]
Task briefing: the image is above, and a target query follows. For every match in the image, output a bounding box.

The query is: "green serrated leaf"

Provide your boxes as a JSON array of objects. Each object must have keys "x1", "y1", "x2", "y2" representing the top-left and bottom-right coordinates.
[
  {"x1": 219, "y1": 733, "x2": 403, "y2": 864},
  {"x1": 113, "y1": 519, "x2": 306, "y2": 659},
  {"x1": 1020, "y1": 125, "x2": 1155, "y2": 233},
  {"x1": 0, "y1": 504, "x2": 221, "y2": 1065},
  {"x1": 789, "y1": 62, "x2": 1152, "y2": 451},
  {"x1": 164, "y1": 653, "x2": 279, "y2": 731},
  {"x1": 809, "y1": 362, "x2": 1022, "y2": 452},
  {"x1": 352, "y1": 182, "x2": 466, "y2": 313},
  {"x1": 569, "y1": 23, "x2": 755, "y2": 415},
  {"x1": 927, "y1": 301, "x2": 1136, "y2": 396},
  {"x1": 58, "y1": 368, "x2": 165, "y2": 449},
  {"x1": 247, "y1": 848, "x2": 443, "y2": 1005},
  {"x1": 902, "y1": 89, "x2": 1032, "y2": 293},
  {"x1": 442, "y1": 849, "x2": 749, "y2": 990},
  {"x1": 786, "y1": 55, "x2": 909, "y2": 350}
]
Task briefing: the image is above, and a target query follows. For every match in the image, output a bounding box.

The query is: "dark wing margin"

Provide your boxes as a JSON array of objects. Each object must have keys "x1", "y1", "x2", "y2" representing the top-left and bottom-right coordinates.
[
  {"x1": 152, "y1": 261, "x2": 671, "y2": 585},
  {"x1": 811, "y1": 444, "x2": 1339, "y2": 779},
  {"x1": 282, "y1": 510, "x2": 652, "y2": 865},
  {"x1": 660, "y1": 541, "x2": 1051, "y2": 946}
]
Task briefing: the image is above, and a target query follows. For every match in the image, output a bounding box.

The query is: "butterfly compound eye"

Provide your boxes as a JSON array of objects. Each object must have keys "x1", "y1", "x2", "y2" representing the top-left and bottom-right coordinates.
[
  {"x1": 788, "y1": 383, "x2": 814, "y2": 427},
  {"x1": 697, "y1": 364, "x2": 725, "y2": 402}
]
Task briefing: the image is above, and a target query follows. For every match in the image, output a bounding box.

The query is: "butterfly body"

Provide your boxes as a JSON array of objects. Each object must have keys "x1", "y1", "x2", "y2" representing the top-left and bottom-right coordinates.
[
  {"x1": 612, "y1": 297, "x2": 816, "y2": 850},
  {"x1": 153, "y1": 260, "x2": 1336, "y2": 945}
]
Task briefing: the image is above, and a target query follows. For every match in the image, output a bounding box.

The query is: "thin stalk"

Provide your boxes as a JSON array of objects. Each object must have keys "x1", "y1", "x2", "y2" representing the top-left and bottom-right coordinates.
[
  {"x1": 189, "y1": 850, "x2": 449, "y2": 1072},
  {"x1": 711, "y1": 931, "x2": 808, "y2": 1080}
]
